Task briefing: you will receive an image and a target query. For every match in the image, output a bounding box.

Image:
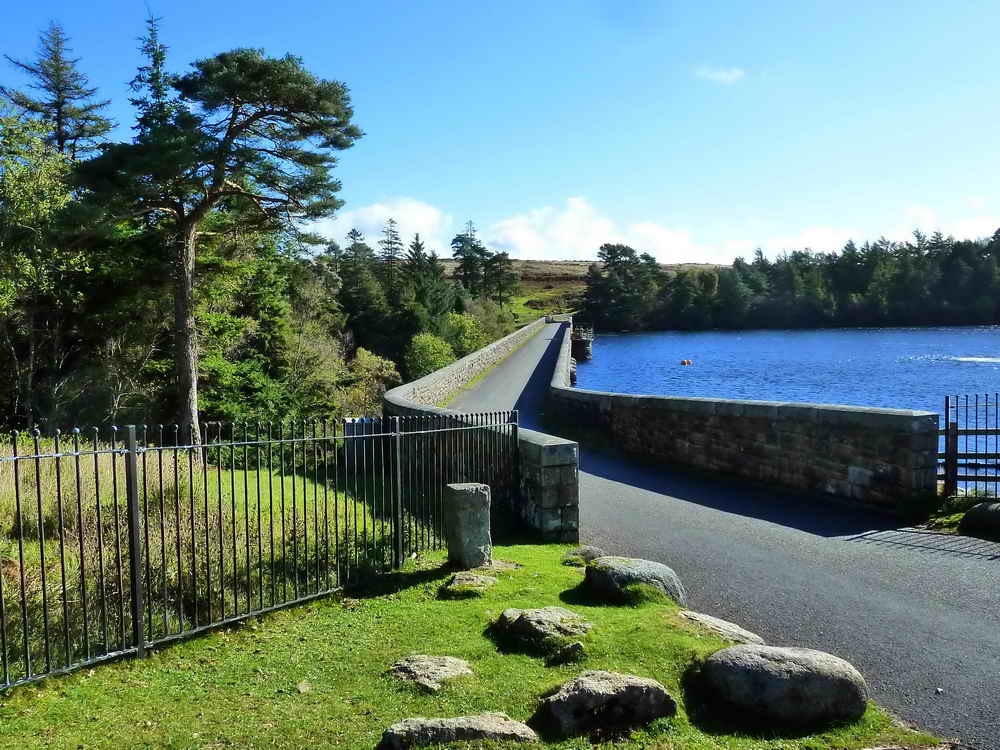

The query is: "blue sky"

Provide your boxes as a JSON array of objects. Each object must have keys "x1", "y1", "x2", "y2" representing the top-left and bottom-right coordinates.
[{"x1": 2, "y1": 0, "x2": 999, "y2": 262}]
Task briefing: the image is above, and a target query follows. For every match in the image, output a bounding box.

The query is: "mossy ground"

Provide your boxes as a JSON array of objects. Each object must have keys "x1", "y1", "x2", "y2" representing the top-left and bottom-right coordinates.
[{"x1": 0, "y1": 544, "x2": 939, "y2": 749}]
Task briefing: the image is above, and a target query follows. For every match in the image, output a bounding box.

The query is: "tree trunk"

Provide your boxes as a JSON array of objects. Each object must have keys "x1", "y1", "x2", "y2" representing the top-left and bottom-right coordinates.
[{"x1": 174, "y1": 223, "x2": 201, "y2": 441}]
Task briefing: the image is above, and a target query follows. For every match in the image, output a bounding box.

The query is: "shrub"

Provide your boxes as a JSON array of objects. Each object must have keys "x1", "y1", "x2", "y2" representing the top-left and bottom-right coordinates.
[
  {"x1": 440, "y1": 312, "x2": 488, "y2": 357},
  {"x1": 404, "y1": 333, "x2": 455, "y2": 379}
]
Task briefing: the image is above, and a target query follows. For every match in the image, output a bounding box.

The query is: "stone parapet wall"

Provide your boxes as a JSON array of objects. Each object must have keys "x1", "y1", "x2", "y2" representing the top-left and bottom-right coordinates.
[
  {"x1": 383, "y1": 318, "x2": 580, "y2": 542},
  {"x1": 546, "y1": 322, "x2": 939, "y2": 514},
  {"x1": 387, "y1": 317, "x2": 547, "y2": 410}
]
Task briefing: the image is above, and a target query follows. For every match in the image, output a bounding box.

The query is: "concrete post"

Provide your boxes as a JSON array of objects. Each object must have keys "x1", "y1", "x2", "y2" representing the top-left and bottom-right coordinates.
[{"x1": 444, "y1": 483, "x2": 492, "y2": 568}]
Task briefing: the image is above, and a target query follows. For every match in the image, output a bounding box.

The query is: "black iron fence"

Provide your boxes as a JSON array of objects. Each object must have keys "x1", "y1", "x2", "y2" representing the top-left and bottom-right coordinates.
[
  {"x1": 0, "y1": 411, "x2": 518, "y2": 690},
  {"x1": 940, "y1": 394, "x2": 999, "y2": 497}
]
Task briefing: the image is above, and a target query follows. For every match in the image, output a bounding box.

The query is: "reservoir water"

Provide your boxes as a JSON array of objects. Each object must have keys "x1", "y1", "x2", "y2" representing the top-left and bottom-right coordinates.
[{"x1": 574, "y1": 326, "x2": 1000, "y2": 415}]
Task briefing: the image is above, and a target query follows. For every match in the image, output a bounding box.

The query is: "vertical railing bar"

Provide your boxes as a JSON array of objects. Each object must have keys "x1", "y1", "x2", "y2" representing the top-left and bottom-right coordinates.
[
  {"x1": 188, "y1": 424, "x2": 197, "y2": 631},
  {"x1": 157, "y1": 425, "x2": 167, "y2": 635},
  {"x1": 243, "y1": 423, "x2": 251, "y2": 613},
  {"x1": 11, "y1": 432, "x2": 30, "y2": 679},
  {"x1": 267, "y1": 422, "x2": 276, "y2": 608},
  {"x1": 350, "y1": 419, "x2": 358, "y2": 582},
  {"x1": 72, "y1": 429, "x2": 88, "y2": 663},
  {"x1": 111, "y1": 426, "x2": 127, "y2": 650},
  {"x1": 321, "y1": 418, "x2": 331, "y2": 591},
  {"x1": 256, "y1": 422, "x2": 264, "y2": 612},
  {"x1": 392, "y1": 417, "x2": 402, "y2": 569},
  {"x1": 202, "y1": 423, "x2": 211, "y2": 627},
  {"x1": 31, "y1": 430, "x2": 51, "y2": 671},
  {"x1": 332, "y1": 420, "x2": 340, "y2": 587},
  {"x1": 140, "y1": 426, "x2": 151, "y2": 641},
  {"x1": 379, "y1": 416, "x2": 387, "y2": 573},
  {"x1": 53, "y1": 430, "x2": 69, "y2": 666},
  {"x1": 124, "y1": 426, "x2": 145, "y2": 658},
  {"x1": 216, "y1": 422, "x2": 225, "y2": 620},
  {"x1": 313, "y1": 420, "x2": 322, "y2": 590},
  {"x1": 172, "y1": 424, "x2": 182, "y2": 632},
  {"x1": 92, "y1": 427, "x2": 108, "y2": 656},
  {"x1": 291, "y1": 421, "x2": 299, "y2": 601},
  {"x1": 278, "y1": 422, "x2": 287, "y2": 603},
  {"x1": 228, "y1": 423, "x2": 237, "y2": 616}
]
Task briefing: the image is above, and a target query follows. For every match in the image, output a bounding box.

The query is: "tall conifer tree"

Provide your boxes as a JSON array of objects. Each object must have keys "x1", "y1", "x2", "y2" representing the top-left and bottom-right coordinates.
[{"x1": 1, "y1": 22, "x2": 113, "y2": 158}]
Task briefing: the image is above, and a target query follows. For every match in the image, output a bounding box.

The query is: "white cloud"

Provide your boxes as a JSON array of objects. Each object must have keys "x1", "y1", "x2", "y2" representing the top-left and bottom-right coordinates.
[
  {"x1": 694, "y1": 65, "x2": 746, "y2": 85},
  {"x1": 887, "y1": 204, "x2": 1000, "y2": 243},
  {"x1": 484, "y1": 196, "x2": 733, "y2": 263},
  {"x1": 310, "y1": 197, "x2": 455, "y2": 253}
]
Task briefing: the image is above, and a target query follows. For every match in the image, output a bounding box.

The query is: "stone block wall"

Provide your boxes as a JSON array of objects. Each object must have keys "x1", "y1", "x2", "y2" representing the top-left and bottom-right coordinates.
[{"x1": 546, "y1": 321, "x2": 939, "y2": 514}]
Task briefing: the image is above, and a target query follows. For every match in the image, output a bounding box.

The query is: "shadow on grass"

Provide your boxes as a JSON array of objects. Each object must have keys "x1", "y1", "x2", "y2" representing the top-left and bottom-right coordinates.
[
  {"x1": 679, "y1": 661, "x2": 863, "y2": 741},
  {"x1": 346, "y1": 562, "x2": 452, "y2": 599},
  {"x1": 559, "y1": 579, "x2": 669, "y2": 608}
]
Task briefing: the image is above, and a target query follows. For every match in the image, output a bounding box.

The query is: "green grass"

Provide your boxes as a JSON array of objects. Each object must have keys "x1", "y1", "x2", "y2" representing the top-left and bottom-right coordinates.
[
  {"x1": 509, "y1": 280, "x2": 584, "y2": 326},
  {"x1": 0, "y1": 439, "x2": 414, "y2": 684},
  {"x1": 0, "y1": 544, "x2": 940, "y2": 749}
]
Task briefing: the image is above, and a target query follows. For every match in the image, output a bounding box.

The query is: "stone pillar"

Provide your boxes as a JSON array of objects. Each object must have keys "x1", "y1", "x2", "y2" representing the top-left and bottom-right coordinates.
[
  {"x1": 518, "y1": 429, "x2": 580, "y2": 543},
  {"x1": 444, "y1": 483, "x2": 492, "y2": 568}
]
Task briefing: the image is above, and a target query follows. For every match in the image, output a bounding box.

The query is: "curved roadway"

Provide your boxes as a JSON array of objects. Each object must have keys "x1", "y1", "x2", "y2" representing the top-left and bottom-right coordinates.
[{"x1": 450, "y1": 322, "x2": 1000, "y2": 749}]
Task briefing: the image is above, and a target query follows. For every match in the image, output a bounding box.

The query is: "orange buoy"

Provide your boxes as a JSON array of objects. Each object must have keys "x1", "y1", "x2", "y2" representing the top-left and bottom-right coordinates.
[{"x1": 680, "y1": 359, "x2": 693, "y2": 366}]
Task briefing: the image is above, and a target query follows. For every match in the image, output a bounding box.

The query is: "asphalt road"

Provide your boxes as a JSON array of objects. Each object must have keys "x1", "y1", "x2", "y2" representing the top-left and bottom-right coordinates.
[{"x1": 450, "y1": 322, "x2": 1000, "y2": 749}]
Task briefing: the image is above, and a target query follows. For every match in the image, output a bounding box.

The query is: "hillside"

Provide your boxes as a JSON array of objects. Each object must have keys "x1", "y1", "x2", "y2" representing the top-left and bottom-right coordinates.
[{"x1": 441, "y1": 258, "x2": 725, "y2": 322}]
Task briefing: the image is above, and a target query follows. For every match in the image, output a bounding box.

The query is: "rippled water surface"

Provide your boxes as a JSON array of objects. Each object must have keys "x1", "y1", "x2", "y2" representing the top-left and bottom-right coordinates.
[{"x1": 575, "y1": 326, "x2": 1000, "y2": 415}]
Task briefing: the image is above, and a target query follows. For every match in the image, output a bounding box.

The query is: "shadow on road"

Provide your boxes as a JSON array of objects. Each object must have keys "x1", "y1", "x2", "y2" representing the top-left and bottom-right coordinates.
[
  {"x1": 513, "y1": 324, "x2": 566, "y2": 431},
  {"x1": 578, "y1": 446, "x2": 903, "y2": 538},
  {"x1": 846, "y1": 528, "x2": 1000, "y2": 560}
]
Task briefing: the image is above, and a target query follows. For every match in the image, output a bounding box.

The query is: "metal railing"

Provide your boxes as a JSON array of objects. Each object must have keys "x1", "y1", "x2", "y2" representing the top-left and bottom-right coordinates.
[
  {"x1": 939, "y1": 394, "x2": 999, "y2": 497},
  {"x1": 0, "y1": 411, "x2": 518, "y2": 690}
]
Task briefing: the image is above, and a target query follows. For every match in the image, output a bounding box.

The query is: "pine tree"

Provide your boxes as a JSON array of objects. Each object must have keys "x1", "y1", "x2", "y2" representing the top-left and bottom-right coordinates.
[
  {"x1": 451, "y1": 221, "x2": 488, "y2": 296},
  {"x1": 483, "y1": 250, "x2": 518, "y2": 306},
  {"x1": 78, "y1": 47, "x2": 362, "y2": 434},
  {"x1": 404, "y1": 233, "x2": 428, "y2": 279},
  {"x1": 378, "y1": 217, "x2": 404, "y2": 297},
  {"x1": 128, "y1": 16, "x2": 174, "y2": 135},
  {"x1": 1, "y1": 22, "x2": 113, "y2": 158}
]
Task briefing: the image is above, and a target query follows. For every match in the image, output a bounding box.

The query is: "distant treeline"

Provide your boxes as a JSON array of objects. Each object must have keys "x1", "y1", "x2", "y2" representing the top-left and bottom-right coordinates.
[{"x1": 579, "y1": 230, "x2": 1000, "y2": 332}]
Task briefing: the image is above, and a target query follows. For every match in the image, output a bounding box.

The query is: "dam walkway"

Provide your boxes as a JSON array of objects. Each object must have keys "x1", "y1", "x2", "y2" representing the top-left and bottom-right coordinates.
[{"x1": 449, "y1": 322, "x2": 1000, "y2": 750}]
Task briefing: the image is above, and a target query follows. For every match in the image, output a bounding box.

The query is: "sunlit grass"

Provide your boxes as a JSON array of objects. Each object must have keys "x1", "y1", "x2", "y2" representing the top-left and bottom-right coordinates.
[{"x1": 0, "y1": 544, "x2": 940, "y2": 749}]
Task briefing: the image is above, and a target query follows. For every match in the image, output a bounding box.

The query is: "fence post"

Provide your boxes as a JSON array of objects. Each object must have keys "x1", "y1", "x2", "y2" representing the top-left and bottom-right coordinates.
[
  {"x1": 123, "y1": 425, "x2": 146, "y2": 658},
  {"x1": 392, "y1": 417, "x2": 404, "y2": 569},
  {"x1": 944, "y1": 420, "x2": 959, "y2": 498}
]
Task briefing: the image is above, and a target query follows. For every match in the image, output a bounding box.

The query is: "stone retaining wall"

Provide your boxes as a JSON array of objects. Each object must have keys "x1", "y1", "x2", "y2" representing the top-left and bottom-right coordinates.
[
  {"x1": 547, "y1": 322, "x2": 939, "y2": 514},
  {"x1": 384, "y1": 318, "x2": 580, "y2": 542}
]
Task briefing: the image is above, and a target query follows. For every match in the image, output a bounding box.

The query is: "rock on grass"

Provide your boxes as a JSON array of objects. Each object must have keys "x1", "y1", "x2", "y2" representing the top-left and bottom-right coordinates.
[
  {"x1": 493, "y1": 606, "x2": 592, "y2": 656},
  {"x1": 439, "y1": 571, "x2": 497, "y2": 599},
  {"x1": 561, "y1": 545, "x2": 606, "y2": 567},
  {"x1": 679, "y1": 610, "x2": 765, "y2": 645},
  {"x1": 585, "y1": 556, "x2": 687, "y2": 606},
  {"x1": 700, "y1": 644, "x2": 869, "y2": 727},
  {"x1": 377, "y1": 713, "x2": 538, "y2": 749},
  {"x1": 535, "y1": 670, "x2": 677, "y2": 738},
  {"x1": 388, "y1": 655, "x2": 473, "y2": 693}
]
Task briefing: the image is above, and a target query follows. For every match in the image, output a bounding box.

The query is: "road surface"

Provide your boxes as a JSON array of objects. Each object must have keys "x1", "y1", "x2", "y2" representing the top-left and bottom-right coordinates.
[{"x1": 450, "y1": 322, "x2": 1000, "y2": 749}]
